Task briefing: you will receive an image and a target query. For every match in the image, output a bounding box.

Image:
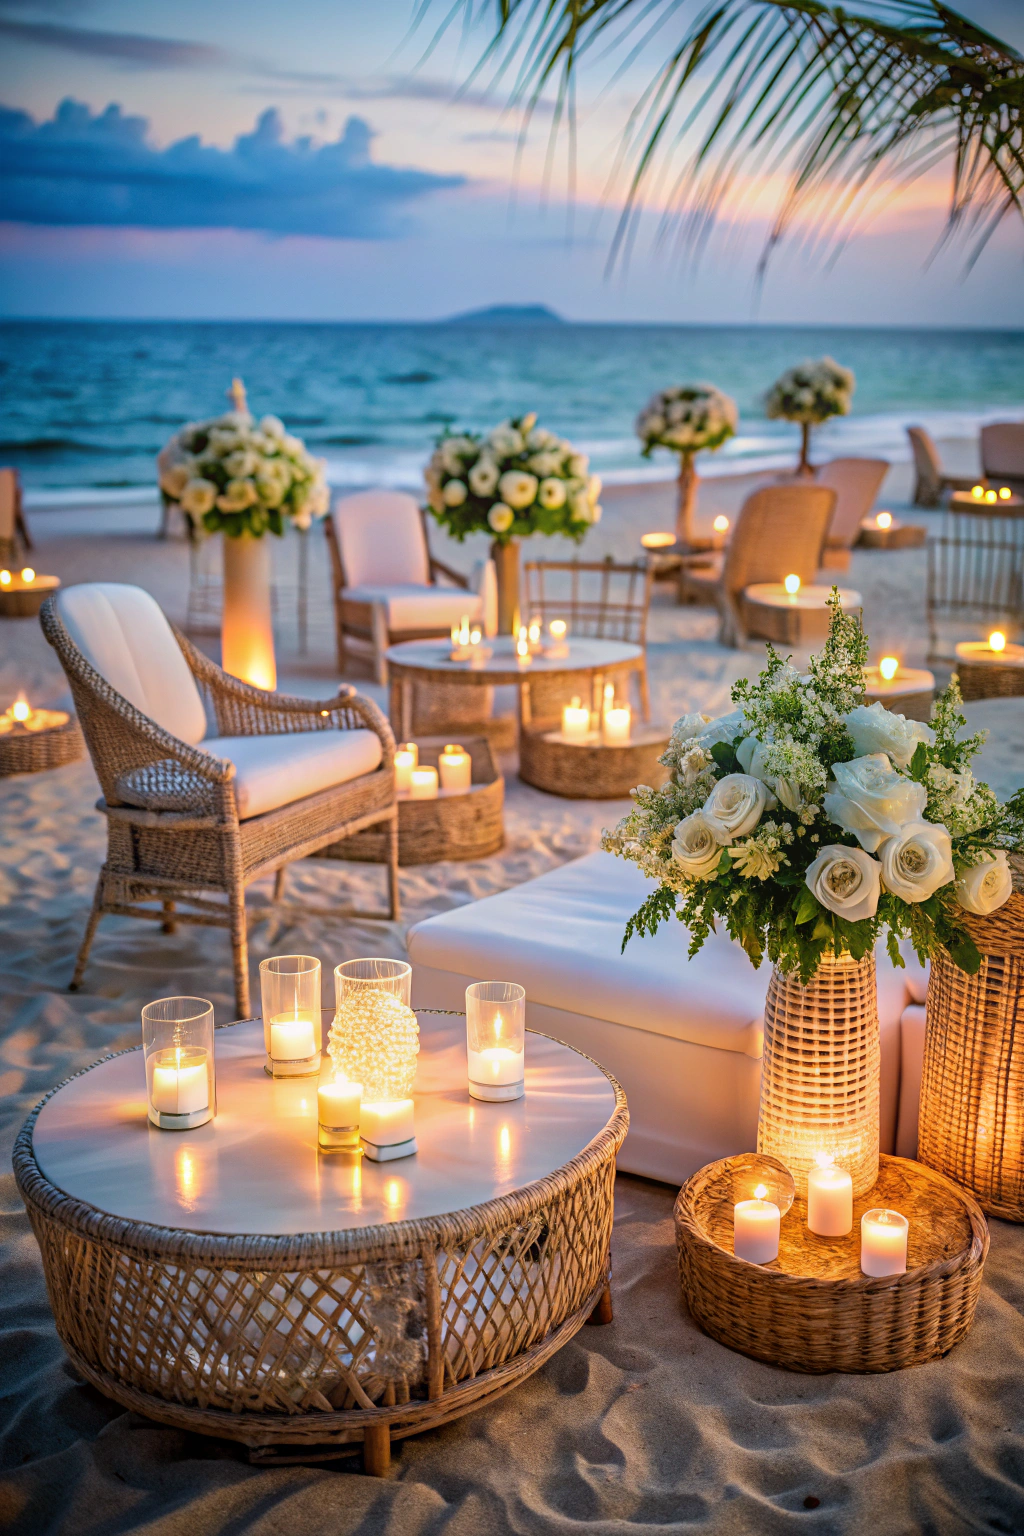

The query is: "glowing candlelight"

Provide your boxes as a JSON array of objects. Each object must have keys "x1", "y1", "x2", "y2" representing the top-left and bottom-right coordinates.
[
  {"x1": 999, "y1": 487, "x2": 1012, "y2": 500},
  {"x1": 439, "y1": 743, "x2": 472, "y2": 792},
  {"x1": 989, "y1": 631, "x2": 1007, "y2": 653},
  {"x1": 149, "y1": 1046, "x2": 210, "y2": 1117},
  {"x1": 733, "y1": 1184, "x2": 781, "y2": 1265},
  {"x1": 562, "y1": 696, "x2": 590, "y2": 741},
  {"x1": 641, "y1": 532, "x2": 675, "y2": 549},
  {"x1": 546, "y1": 617, "x2": 569, "y2": 657},
  {"x1": 0, "y1": 571, "x2": 9, "y2": 586},
  {"x1": 879, "y1": 656, "x2": 899, "y2": 681},
  {"x1": 394, "y1": 743, "x2": 417, "y2": 792},
  {"x1": 784, "y1": 573, "x2": 801, "y2": 597},
  {"x1": 860, "y1": 1208, "x2": 909, "y2": 1277},
  {"x1": 806, "y1": 1154, "x2": 853, "y2": 1236},
  {"x1": 268, "y1": 1016, "x2": 317, "y2": 1063},
  {"x1": 971, "y1": 485, "x2": 985, "y2": 499},
  {"x1": 602, "y1": 703, "x2": 631, "y2": 745},
  {"x1": 713, "y1": 515, "x2": 730, "y2": 534},
  {"x1": 410, "y1": 766, "x2": 439, "y2": 799},
  {"x1": 317, "y1": 1074, "x2": 362, "y2": 1152},
  {"x1": 985, "y1": 489, "x2": 998, "y2": 504},
  {"x1": 527, "y1": 616, "x2": 543, "y2": 651},
  {"x1": 875, "y1": 511, "x2": 893, "y2": 530},
  {"x1": 11, "y1": 697, "x2": 31, "y2": 723},
  {"x1": 20, "y1": 568, "x2": 35, "y2": 585},
  {"x1": 516, "y1": 627, "x2": 531, "y2": 665},
  {"x1": 466, "y1": 981, "x2": 525, "y2": 1102}
]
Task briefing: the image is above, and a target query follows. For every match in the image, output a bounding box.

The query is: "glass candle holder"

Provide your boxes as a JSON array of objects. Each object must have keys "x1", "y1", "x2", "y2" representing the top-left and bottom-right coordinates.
[
  {"x1": 317, "y1": 1058, "x2": 363, "y2": 1152},
  {"x1": 729, "y1": 1153, "x2": 795, "y2": 1217},
  {"x1": 331, "y1": 959, "x2": 418, "y2": 1161},
  {"x1": 260, "y1": 955, "x2": 322, "y2": 1078},
  {"x1": 466, "y1": 981, "x2": 526, "y2": 1102},
  {"x1": 142, "y1": 997, "x2": 215, "y2": 1131}
]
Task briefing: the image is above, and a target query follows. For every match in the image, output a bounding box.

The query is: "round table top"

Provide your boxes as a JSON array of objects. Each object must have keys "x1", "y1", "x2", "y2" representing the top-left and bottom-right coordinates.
[
  {"x1": 744, "y1": 583, "x2": 862, "y2": 611},
  {"x1": 30, "y1": 1014, "x2": 618, "y2": 1238},
  {"x1": 385, "y1": 634, "x2": 642, "y2": 684}
]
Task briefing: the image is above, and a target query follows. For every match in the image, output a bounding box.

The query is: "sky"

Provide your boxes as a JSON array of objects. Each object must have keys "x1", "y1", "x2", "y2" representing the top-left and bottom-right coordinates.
[{"x1": 0, "y1": 0, "x2": 1022, "y2": 325}]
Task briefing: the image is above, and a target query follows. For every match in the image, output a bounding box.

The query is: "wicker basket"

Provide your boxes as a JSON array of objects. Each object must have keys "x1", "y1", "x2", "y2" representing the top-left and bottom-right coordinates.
[
  {"x1": 758, "y1": 952, "x2": 880, "y2": 1199},
  {"x1": 518, "y1": 719, "x2": 670, "y2": 800},
  {"x1": 956, "y1": 656, "x2": 1024, "y2": 701},
  {"x1": 0, "y1": 575, "x2": 60, "y2": 619},
  {"x1": 0, "y1": 714, "x2": 84, "y2": 776},
  {"x1": 918, "y1": 877, "x2": 1024, "y2": 1221},
  {"x1": 675, "y1": 1153, "x2": 988, "y2": 1373},
  {"x1": 327, "y1": 737, "x2": 503, "y2": 866}
]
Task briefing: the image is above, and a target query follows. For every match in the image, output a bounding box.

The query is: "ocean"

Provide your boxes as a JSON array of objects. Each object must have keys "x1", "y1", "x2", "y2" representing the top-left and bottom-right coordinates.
[{"x1": 2, "y1": 320, "x2": 1021, "y2": 503}]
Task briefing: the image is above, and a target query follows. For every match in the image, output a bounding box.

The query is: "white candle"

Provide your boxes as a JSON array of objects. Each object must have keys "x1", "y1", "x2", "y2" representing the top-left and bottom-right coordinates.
[
  {"x1": 467, "y1": 1045, "x2": 523, "y2": 1087},
  {"x1": 439, "y1": 744, "x2": 472, "y2": 792},
  {"x1": 807, "y1": 1158, "x2": 853, "y2": 1236},
  {"x1": 860, "y1": 1208, "x2": 909, "y2": 1277},
  {"x1": 360, "y1": 1098, "x2": 415, "y2": 1147},
  {"x1": 603, "y1": 705, "x2": 631, "y2": 745},
  {"x1": 733, "y1": 1192, "x2": 781, "y2": 1265},
  {"x1": 318, "y1": 1078, "x2": 362, "y2": 1129},
  {"x1": 547, "y1": 619, "x2": 569, "y2": 656},
  {"x1": 269, "y1": 1016, "x2": 317, "y2": 1062},
  {"x1": 562, "y1": 697, "x2": 590, "y2": 741},
  {"x1": 150, "y1": 1047, "x2": 209, "y2": 1116},
  {"x1": 394, "y1": 746, "x2": 417, "y2": 792},
  {"x1": 410, "y1": 766, "x2": 439, "y2": 799}
]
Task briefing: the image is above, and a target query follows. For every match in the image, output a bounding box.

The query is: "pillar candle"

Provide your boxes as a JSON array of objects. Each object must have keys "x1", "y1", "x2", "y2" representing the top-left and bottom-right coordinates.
[
  {"x1": 602, "y1": 705, "x2": 631, "y2": 745},
  {"x1": 467, "y1": 1045, "x2": 523, "y2": 1088},
  {"x1": 268, "y1": 1016, "x2": 317, "y2": 1062},
  {"x1": 562, "y1": 697, "x2": 590, "y2": 741},
  {"x1": 394, "y1": 744, "x2": 417, "y2": 792},
  {"x1": 150, "y1": 1048, "x2": 210, "y2": 1115},
  {"x1": 360, "y1": 1098, "x2": 415, "y2": 1147},
  {"x1": 860, "y1": 1209, "x2": 909, "y2": 1277},
  {"x1": 439, "y1": 744, "x2": 472, "y2": 791},
  {"x1": 807, "y1": 1159, "x2": 853, "y2": 1236},
  {"x1": 318, "y1": 1078, "x2": 362, "y2": 1129},
  {"x1": 733, "y1": 1194, "x2": 781, "y2": 1264},
  {"x1": 410, "y1": 766, "x2": 439, "y2": 799}
]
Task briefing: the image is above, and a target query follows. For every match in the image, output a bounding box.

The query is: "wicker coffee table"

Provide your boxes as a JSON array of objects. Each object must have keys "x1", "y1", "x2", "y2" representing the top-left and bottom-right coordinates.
[{"x1": 15, "y1": 1011, "x2": 627, "y2": 1473}]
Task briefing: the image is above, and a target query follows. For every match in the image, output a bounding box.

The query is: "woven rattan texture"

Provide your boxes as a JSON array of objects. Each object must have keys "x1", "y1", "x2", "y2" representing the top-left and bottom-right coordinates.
[
  {"x1": 918, "y1": 888, "x2": 1024, "y2": 1220},
  {"x1": 758, "y1": 953, "x2": 880, "y2": 1199},
  {"x1": 518, "y1": 721, "x2": 670, "y2": 799},
  {"x1": 957, "y1": 658, "x2": 1024, "y2": 701},
  {"x1": 14, "y1": 1039, "x2": 627, "y2": 1449},
  {"x1": 674, "y1": 1153, "x2": 988, "y2": 1374},
  {"x1": 0, "y1": 716, "x2": 84, "y2": 776}
]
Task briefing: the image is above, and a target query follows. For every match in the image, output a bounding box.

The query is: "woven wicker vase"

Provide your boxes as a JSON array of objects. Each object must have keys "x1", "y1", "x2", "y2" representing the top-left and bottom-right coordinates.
[
  {"x1": 918, "y1": 887, "x2": 1024, "y2": 1221},
  {"x1": 757, "y1": 951, "x2": 880, "y2": 1199},
  {"x1": 222, "y1": 531, "x2": 276, "y2": 691}
]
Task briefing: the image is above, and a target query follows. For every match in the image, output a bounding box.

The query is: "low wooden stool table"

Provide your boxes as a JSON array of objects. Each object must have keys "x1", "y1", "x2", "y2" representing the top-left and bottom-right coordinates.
[
  {"x1": 954, "y1": 640, "x2": 1024, "y2": 701},
  {"x1": 15, "y1": 1012, "x2": 626, "y2": 1473},
  {"x1": 0, "y1": 570, "x2": 60, "y2": 618},
  {"x1": 742, "y1": 584, "x2": 863, "y2": 647},
  {"x1": 519, "y1": 721, "x2": 670, "y2": 798}
]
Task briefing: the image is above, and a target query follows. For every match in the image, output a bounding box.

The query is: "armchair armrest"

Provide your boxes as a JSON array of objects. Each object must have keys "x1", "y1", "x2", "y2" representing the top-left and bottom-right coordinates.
[{"x1": 429, "y1": 555, "x2": 471, "y2": 590}]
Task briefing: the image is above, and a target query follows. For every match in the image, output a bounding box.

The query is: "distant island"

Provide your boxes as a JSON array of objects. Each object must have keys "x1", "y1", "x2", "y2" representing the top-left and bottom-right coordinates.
[{"x1": 442, "y1": 304, "x2": 564, "y2": 326}]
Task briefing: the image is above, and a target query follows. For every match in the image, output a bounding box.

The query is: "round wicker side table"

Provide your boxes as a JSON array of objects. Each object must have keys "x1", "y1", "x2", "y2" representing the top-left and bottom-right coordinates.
[
  {"x1": 518, "y1": 720, "x2": 670, "y2": 799},
  {"x1": 0, "y1": 712, "x2": 84, "y2": 775},
  {"x1": 741, "y1": 584, "x2": 863, "y2": 647},
  {"x1": 675, "y1": 1153, "x2": 988, "y2": 1374},
  {"x1": 14, "y1": 1012, "x2": 627, "y2": 1472},
  {"x1": 954, "y1": 642, "x2": 1024, "y2": 701}
]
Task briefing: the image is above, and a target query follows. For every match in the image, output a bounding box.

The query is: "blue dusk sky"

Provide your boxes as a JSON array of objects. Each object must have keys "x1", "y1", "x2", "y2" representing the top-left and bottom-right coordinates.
[{"x1": 0, "y1": 0, "x2": 1022, "y2": 325}]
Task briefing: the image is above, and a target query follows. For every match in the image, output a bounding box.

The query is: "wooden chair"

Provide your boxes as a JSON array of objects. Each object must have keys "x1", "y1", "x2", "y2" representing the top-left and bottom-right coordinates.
[
  {"x1": 0, "y1": 468, "x2": 33, "y2": 565},
  {"x1": 327, "y1": 490, "x2": 495, "y2": 684},
  {"x1": 981, "y1": 422, "x2": 1024, "y2": 497},
  {"x1": 41, "y1": 582, "x2": 399, "y2": 1017},
  {"x1": 907, "y1": 426, "x2": 976, "y2": 507},
  {"x1": 816, "y1": 457, "x2": 889, "y2": 571},
  {"x1": 679, "y1": 484, "x2": 835, "y2": 646},
  {"x1": 522, "y1": 556, "x2": 653, "y2": 718}
]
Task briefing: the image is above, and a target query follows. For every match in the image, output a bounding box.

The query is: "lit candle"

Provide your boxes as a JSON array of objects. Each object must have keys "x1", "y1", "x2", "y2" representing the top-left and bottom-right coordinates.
[
  {"x1": 528, "y1": 616, "x2": 543, "y2": 651},
  {"x1": 712, "y1": 514, "x2": 730, "y2": 545},
  {"x1": 450, "y1": 615, "x2": 473, "y2": 658},
  {"x1": 360, "y1": 1098, "x2": 416, "y2": 1158},
  {"x1": 641, "y1": 532, "x2": 675, "y2": 549},
  {"x1": 394, "y1": 745, "x2": 417, "y2": 792},
  {"x1": 516, "y1": 627, "x2": 532, "y2": 666},
  {"x1": 602, "y1": 704, "x2": 631, "y2": 745},
  {"x1": 733, "y1": 1186, "x2": 781, "y2": 1265},
  {"x1": 985, "y1": 489, "x2": 997, "y2": 504},
  {"x1": 562, "y1": 696, "x2": 590, "y2": 741},
  {"x1": 466, "y1": 1044, "x2": 523, "y2": 1087},
  {"x1": 807, "y1": 1156, "x2": 853, "y2": 1236},
  {"x1": 439, "y1": 743, "x2": 472, "y2": 791},
  {"x1": 989, "y1": 631, "x2": 1007, "y2": 653},
  {"x1": 318, "y1": 1077, "x2": 362, "y2": 1150},
  {"x1": 0, "y1": 571, "x2": 9, "y2": 587},
  {"x1": 149, "y1": 1047, "x2": 210, "y2": 1116},
  {"x1": 999, "y1": 487, "x2": 1013, "y2": 501},
  {"x1": 879, "y1": 656, "x2": 899, "y2": 681},
  {"x1": 546, "y1": 617, "x2": 569, "y2": 657},
  {"x1": 269, "y1": 1016, "x2": 317, "y2": 1063},
  {"x1": 784, "y1": 573, "x2": 801, "y2": 598},
  {"x1": 12, "y1": 697, "x2": 31, "y2": 723},
  {"x1": 860, "y1": 1208, "x2": 909, "y2": 1277},
  {"x1": 20, "y1": 568, "x2": 35, "y2": 585},
  {"x1": 875, "y1": 511, "x2": 893, "y2": 530},
  {"x1": 971, "y1": 484, "x2": 985, "y2": 499},
  {"x1": 410, "y1": 766, "x2": 439, "y2": 799}
]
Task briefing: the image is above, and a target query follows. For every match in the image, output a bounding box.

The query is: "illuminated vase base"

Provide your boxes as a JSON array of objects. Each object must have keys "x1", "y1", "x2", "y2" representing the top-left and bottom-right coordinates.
[
  {"x1": 264, "y1": 1053, "x2": 321, "y2": 1079},
  {"x1": 148, "y1": 1105, "x2": 213, "y2": 1131},
  {"x1": 469, "y1": 1078, "x2": 524, "y2": 1103},
  {"x1": 361, "y1": 1135, "x2": 418, "y2": 1162},
  {"x1": 318, "y1": 1123, "x2": 361, "y2": 1152}
]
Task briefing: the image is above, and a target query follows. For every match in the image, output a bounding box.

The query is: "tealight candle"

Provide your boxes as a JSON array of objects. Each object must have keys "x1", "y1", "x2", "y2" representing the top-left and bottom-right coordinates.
[
  {"x1": 0, "y1": 571, "x2": 9, "y2": 586},
  {"x1": 641, "y1": 531, "x2": 676, "y2": 549},
  {"x1": 712, "y1": 514, "x2": 730, "y2": 544},
  {"x1": 562, "y1": 696, "x2": 590, "y2": 741},
  {"x1": 784, "y1": 573, "x2": 801, "y2": 597},
  {"x1": 875, "y1": 510, "x2": 893, "y2": 530},
  {"x1": 269, "y1": 1016, "x2": 317, "y2": 1063},
  {"x1": 317, "y1": 1076, "x2": 363, "y2": 1151},
  {"x1": 450, "y1": 615, "x2": 473, "y2": 658},
  {"x1": 733, "y1": 1187, "x2": 781, "y2": 1264},
  {"x1": 860, "y1": 1208, "x2": 909, "y2": 1277},
  {"x1": 12, "y1": 698, "x2": 31, "y2": 723},
  {"x1": 807, "y1": 1156, "x2": 853, "y2": 1236},
  {"x1": 989, "y1": 631, "x2": 1007, "y2": 653},
  {"x1": 527, "y1": 616, "x2": 543, "y2": 651},
  {"x1": 603, "y1": 703, "x2": 631, "y2": 745},
  {"x1": 360, "y1": 1098, "x2": 416, "y2": 1159},
  {"x1": 21, "y1": 568, "x2": 35, "y2": 585},
  {"x1": 466, "y1": 1044, "x2": 523, "y2": 1087},
  {"x1": 999, "y1": 487, "x2": 1012, "y2": 501},
  {"x1": 985, "y1": 489, "x2": 998, "y2": 504},
  {"x1": 142, "y1": 996, "x2": 216, "y2": 1131},
  {"x1": 260, "y1": 954, "x2": 321, "y2": 1078},
  {"x1": 439, "y1": 742, "x2": 472, "y2": 791},
  {"x1": 394, "y1": 744, "x2": 417, "y2": 792},
  {"x1": 879, "y1": 656, "x2": 899, "y2": 681},
  {"x1": 971, "y1": 484, "x2": 985, "y2": 499},
  {"x1": 516, "y1": 627, "x2": 532, "y2": 666},
  {"x1": 410, "y1": 765, "x2": 439, "y2": 799},
  {"x1": 547, "y1": 618, "x2": 569, "y2": 657},
  {"x1": 466, "y1": 980, "x2": 525, "y2": 1102},
  {"x1": 150, "y1": 1047, "x2": 210, "y2": 1117}
]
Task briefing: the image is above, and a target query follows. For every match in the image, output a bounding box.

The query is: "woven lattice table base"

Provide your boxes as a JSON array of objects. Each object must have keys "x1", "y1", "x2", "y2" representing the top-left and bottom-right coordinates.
[{"x1": 675, "y1": 1153, "x2": 988, "y2": 1373}]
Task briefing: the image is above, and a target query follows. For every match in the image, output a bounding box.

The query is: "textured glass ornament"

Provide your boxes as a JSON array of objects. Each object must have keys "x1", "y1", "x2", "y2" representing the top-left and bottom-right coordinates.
[{"x1": 329, "y1": 959, "x2": 418, "y2": 1103}]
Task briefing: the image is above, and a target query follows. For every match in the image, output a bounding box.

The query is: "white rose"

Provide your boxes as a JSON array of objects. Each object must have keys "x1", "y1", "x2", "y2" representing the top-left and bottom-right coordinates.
[
  {"x1": 468, "y1": 458, "x2": 499, "y2": 497},
  {"x1": 878, "y1": 822, "x2": 954, "y2": 902},
  {"x1": 259, "y1": 415, "x2": 285, "y2": 439},
  {"x1": 736, "y1": 736, "x2": 771, "y2": 780},
  {"x1": 696, "y1": 710, "x2": 745, "y2": 750},
  {"x1": 955, "y1": 850, "x2": 1013, "y2": 916},
  {"x1": 224, "y1": 448, "x2": 259, "y2": 479},
  {"x1": 159, "y1": 462, "x2": 190, "y2": 499},
  {"x1": 641, "y1": 413, "x2": 666, "y2": 438},
  {"x1": 537, "y1": 477, "x2": 567, "y2": 510},
  {"x1": 567, "y1": 452, "x2": 589, "y2": 477},
  {"x1": 672, "y1": 711, "x2": 712, "y2": 744},
  {"x1": 823, "y1": 754, "x2": 928, "y2": 853},
  {"x1": 527, "y1": 426, "x2": 553, "y2": 449},
  {"x1": 587, "y1": 474, "x2": 602, "y2": 502},
  {"x1": 703, "y1": 773, "x2": 775, "y2": 845},
  {"x1": 442, "y1": 478, "x2": 468, "y2": 507},
  {"x1": 671, "y1": 811, "x2": 724, "y2": 881},
  {"x1": 179, "y1": 478, "x2": 217, "y2": 517},
  {"x1": 488, "y1": 503, "x2": 514, "y2": 533},
  {"x1": 528, "y1": 452, "x2": 563, "y2": 477},
  {"x1": 216, "y1": 478, "x2": 259, "y2": 511},
  {"x1": 498, "y1": 470, "x2": 538, "y2": 511},
  {"x1": 306, "y1": 482, "x2": 330, "y2": 519},
  {"x1": 676, "y1": 744, "x2": 710, "y2": 787},
  {"x1": 805, "y1": 845, "x2": 881, "y2": 922},
  {"x1": 845, "y1": 701, "x2": 934, "y2": 769}
]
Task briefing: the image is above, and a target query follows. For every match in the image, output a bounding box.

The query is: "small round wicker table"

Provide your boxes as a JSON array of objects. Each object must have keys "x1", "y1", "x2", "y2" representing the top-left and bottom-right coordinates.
[{"x1": 15, "y1": 1011, "x2": 627, "y2": 1474}]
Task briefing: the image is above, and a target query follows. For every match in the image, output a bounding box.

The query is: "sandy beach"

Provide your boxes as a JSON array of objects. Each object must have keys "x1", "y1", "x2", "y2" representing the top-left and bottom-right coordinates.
[{"x1": 2, "y1": 459, "x2": 1023, "y2": 1534}]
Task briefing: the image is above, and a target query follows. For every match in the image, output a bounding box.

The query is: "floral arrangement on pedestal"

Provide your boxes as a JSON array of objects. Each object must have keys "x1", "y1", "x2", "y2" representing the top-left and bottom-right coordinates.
[
  {"x1": 603, "y1": 592, "x2": 1021, "y2": 981},
  {"x1": 635, "y1": 384, "x2": 737, "y2": 550},
  {"x1": 764, "y1": 357, "x2": 855, "y2": 473}
]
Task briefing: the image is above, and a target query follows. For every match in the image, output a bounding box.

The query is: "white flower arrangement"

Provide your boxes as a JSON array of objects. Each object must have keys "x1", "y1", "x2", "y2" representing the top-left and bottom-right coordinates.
[
  {"x1": 426, "y1": 414, "x2": 600, "y2": 545},
  {"x1": 635, "y1": 383, "x2": 738, "y2": 459},
  {"x1": 158, "y1": 408, "x2": 329, "y2": 538},
  {"x1": 602, "y1": 593, "x2": 1022, "y2": 981},
  {"x1": 765, "y1": 357, "x2": 854, "y2": 426}
]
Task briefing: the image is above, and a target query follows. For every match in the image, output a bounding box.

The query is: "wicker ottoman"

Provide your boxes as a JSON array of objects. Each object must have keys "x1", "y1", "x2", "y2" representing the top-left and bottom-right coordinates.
[
  {"x1": 742, "y1": 584, "x2": 863, "y2": 647},
  {"x1": 954, "y1": 641, "x2": 1024, "y2": 701},
  {"x1": 857, "y1": 519, "x2": 926, "y2": 549},
  {"x1": 0, "y1": 572, "x2": 60, "y2": 618},
  {"x1": 518, "y1": 720, "x2": 670, "y2": 799}
]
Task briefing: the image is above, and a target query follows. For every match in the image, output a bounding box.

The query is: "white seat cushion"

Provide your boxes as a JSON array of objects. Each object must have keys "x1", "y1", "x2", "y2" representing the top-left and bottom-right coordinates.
[
  {"x1": 57, "y1": 582, "x2": 207, "y2": 745},
  {"x1": 343, "y1": 584, "x2": 484, "y2": 633},
  {"x1": 332, "y1": 490, "x2": 430, "y2": 587},
  {"x1": 202, "y1": 729, "x2": 382, "y2": 819}
]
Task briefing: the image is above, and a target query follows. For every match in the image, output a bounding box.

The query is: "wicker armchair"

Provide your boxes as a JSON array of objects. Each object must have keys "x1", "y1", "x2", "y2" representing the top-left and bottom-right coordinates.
[
  {"x1": 907, "y1": 426, "x2": 976, "y2": 508},
  {"x1": 41, "y1": 585, "x2": 398, "y2": 1016},
  {"x1": 981, "y1": 422, "x2": 1024, "y2": 497},
  {"x1": 816, "y1": 457, "x2": 888, "y2": 571}
]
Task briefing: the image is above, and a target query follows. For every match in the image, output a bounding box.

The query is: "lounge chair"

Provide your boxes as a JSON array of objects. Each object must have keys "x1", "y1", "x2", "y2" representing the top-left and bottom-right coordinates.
[
  {"x1": 816, "y1": 457, "x2": 889, "y2": 571},
  {"x1": 981, "y1": 422, "x2": 1024, "y2": 496},
  {"x1": 907, "y1": 426, "x2": 976, "y2": 507}
]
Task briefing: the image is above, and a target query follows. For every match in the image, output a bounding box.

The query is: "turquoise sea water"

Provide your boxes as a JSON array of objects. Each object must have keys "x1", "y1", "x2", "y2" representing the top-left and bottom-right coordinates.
[{"x1": 1, "y1": 320, "x2": 1021, "y2": 499}]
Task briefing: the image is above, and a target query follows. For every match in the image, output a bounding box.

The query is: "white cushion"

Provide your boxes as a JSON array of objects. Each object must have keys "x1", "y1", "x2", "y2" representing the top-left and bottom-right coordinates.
[
  {"x1": 332, "y1": 490, "x2": 429, "y2": 588},
  {"x1": 57, "y1": 582, "x2": 207, "y2": 746},
  {"x1": 343, "y1": 584, "x2": 484, "y2": 633},
  {"x1": 202, "y1": 729, "x2": 382, "y2": 819}
]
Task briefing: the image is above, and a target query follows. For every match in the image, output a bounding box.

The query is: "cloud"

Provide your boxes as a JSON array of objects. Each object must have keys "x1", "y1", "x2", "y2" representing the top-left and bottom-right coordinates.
[
  {"x1": 0, "y1": 17, "x2": 228, "y2": 67},
  {"x1": 0, "y1": 99, "x2": 465, "y2": 238}
]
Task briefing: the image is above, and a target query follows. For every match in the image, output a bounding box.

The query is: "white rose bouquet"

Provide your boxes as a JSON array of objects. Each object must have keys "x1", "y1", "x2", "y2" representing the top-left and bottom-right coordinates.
[
  {"x1": 635, "y1": 383, "x2": 737, "y2": 458},
  {"x1": 602, "y1": 593, "x2": 1022, "y2": 981},
  {"x1": 425, "y1": 414, "x2": 601, "y2": 546},
  {"x1": 158, "y1": 406, "x2": 330, "y2": 539},
  {"x1": 765, "y1": 357, "x2": 855, "y2": 472}
]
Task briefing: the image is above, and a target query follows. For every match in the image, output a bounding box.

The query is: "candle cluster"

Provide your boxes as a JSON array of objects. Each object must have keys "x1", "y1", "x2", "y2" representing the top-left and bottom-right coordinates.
[
  {"x1": 560, "y1": 683, "x2": 631, "y2": 745},
  {"x1": 970, "y1": 484, "x2": 1014, "y2": 505},
  {"x1": 0, "y1": 694, "x2": 70, "y2": 736},
  {"x1": 394, "y1": 740, "x2": 473, "y2": 798},
  {"x1": 450, "y1": 615, "x2": 484, "y2": 660}
]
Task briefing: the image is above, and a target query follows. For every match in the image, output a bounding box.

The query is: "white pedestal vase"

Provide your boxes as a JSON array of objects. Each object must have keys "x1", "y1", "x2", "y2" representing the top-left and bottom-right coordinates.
[{"x1": 221, "y1": 531, "x2": 276, "y2": 691}]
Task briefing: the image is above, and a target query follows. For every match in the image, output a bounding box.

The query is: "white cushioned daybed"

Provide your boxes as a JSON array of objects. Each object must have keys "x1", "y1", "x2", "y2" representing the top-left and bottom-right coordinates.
[{"x1": 408, "y1": 850, "x2": 928, "y2": 1185}]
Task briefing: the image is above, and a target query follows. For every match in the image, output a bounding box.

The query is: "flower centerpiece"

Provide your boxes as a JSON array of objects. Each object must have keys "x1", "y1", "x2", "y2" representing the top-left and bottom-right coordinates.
[
  {"x1": 764, "y1": 357, "x2": 854, "y2": 474},
  {"x1": 157, "y1": 380, "x2": 329, "y2": 691},
  {"x1": 425, "y1": 413, "x2": 601, "y2": 632},
  {"x1": 603, "y1": 593, "x2": 1022, "y2": 1193},
  {"x1": 635, "y1": 384, "x2": 737, "y2": 551}
]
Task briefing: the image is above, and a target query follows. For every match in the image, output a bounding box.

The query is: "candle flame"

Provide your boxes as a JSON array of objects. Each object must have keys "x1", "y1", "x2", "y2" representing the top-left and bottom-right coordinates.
[
  {"x1": 972, "y1": 485, "x2": 984, "y2": 498},
  {"x1": 754, "y1": 1183, "x2": 768, "y2": 1200},
  {"x1": 999, "y1": 487, "x2": 1012, "y2": 500},
  {"x1": 494, "y1": 1011, "x2": 503, "y2": 1039},
  {"x1": 20, "y1": 568, "x2": 35, "y2": 584},
  {"x1": 879, "y1": 656, "x2": 899, "y2": 681},
  {"x1": 549, "y1": 618, "x2": 567, "y2": 638},
  {"x1": 875, "y1": 511, "x2": 893, "y2": 530},
  {"x1": 0, "y1": 570, "x2": 9, "y2": 586},
  {"x1": 989, "y1": 631, "x2": 1007, "y2": 653},
  {"x1": 640, "y1": 532, "x2": 675, "y2": 549},
  {"x1": 713, "y1": 515, "x2": 730, "y2": 534},
  {"x1": 470, "y1": 627, "x2": 481, "y2": 645},
  {"x1": 11, "y1": 696, "x2": 31, "y2": 722},
  {"x1": 985, "y1": 489, "x2": 997, "y2": 504},
  {"x1": 784, "y1": 573, "x2": 801, "y2": 595}
]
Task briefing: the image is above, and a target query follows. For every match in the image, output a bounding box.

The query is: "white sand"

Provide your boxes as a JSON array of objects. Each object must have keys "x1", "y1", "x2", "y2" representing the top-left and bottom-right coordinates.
[{"x1": 2, "y1": 462, "x2": 1023, "y2": 1533}]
